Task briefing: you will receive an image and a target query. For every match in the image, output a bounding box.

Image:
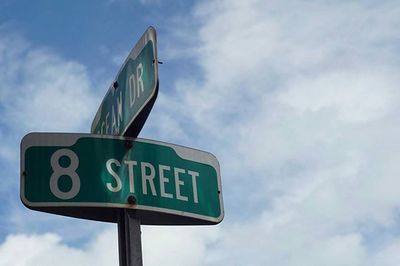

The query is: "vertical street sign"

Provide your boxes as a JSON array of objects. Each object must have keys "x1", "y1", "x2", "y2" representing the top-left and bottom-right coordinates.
[
  {"x1": 20, "y1": 133, "x2": 224, "y2": 225},
  {"x1": 91, "y1": 26, "x2": 159, "y2": 138}
]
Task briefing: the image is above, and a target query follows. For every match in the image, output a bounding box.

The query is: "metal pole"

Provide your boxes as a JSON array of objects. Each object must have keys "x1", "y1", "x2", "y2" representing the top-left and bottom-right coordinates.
[{"x1": 118, "y1": 209, "x2": 143, "y2": 266}]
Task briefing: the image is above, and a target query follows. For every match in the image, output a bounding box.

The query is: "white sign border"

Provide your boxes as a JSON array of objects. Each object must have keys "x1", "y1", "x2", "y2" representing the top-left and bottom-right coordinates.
[{"x1": 20, "y1": 133, "x2": 224, "y2": 224}]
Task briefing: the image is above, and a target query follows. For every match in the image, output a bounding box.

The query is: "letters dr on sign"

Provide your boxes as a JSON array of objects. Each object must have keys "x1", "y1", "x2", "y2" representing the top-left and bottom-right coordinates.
[{"x1": 91, "y1": 26, "x2": 159, "y2": 138}]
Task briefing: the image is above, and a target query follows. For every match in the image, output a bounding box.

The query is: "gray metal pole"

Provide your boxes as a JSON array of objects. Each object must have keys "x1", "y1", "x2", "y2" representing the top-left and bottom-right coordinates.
[{"x1": 118, "y1": 209, "x2": 143, "y2": 266}]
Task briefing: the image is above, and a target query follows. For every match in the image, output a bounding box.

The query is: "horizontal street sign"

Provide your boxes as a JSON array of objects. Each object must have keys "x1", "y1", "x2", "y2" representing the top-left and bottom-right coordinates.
[
  {"x1": 91, "y1": 26, "x2": 158, "y2": 138},
  {"x1": 20, "y1": 133, "x2": 224, "y2": 225}
]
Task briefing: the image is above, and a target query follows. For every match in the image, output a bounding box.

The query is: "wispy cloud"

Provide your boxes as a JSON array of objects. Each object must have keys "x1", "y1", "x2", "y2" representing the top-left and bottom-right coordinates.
[
  {"x1": 0, "y1": 229, "x2": 118, "y2": 266},
  {"x1": 2, "y1": 0, "x2": 400, "y2": 265},
  {"x1": 0, "y1": 25, "x2": 104, "y2": 242},
  {"x1": 152, "y1": 0, "x2": 400, "y2": 264},
  {"x1": 0, "y1": 31, "x2": 99, "y2": 134}
]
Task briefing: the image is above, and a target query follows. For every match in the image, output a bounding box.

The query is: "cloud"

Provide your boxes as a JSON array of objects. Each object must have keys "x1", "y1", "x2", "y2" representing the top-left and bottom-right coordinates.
[
  {"x1": 279, "y1": 67, "x2": 399, "y2": 123},
  {"x1": 0, "y1": 229, "x2": 118, "y2": 266},
  {"x1": 0, "y1": 29, "x2": 99, "y2": 134},
  {"x1": 153, "y1": 0, "x2": 400, "y2": 265},
  {"x1": 0, "y1": 226, "x2": 220, "y2": 266},
  {"x1": 142, "y1": 226, "x2": 220, "y2": 266},
  {"x1": 0, "y1": 25, "x2": 104, "y2": 243},
  {"x1": 2, "y1": 0, "x2": 400, "y2": 265}
]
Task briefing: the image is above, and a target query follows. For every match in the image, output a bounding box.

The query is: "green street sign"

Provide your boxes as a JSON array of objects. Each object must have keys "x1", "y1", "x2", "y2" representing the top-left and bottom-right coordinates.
[
  {"x1": 91, "y1": 26, "x2": 158, "y2": 137},
  {"x1": 20, "y1": 133, "x2": 224, "y2": 225}
]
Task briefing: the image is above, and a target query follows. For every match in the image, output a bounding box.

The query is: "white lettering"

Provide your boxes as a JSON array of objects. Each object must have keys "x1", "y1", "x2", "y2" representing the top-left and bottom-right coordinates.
[
  {"x1": 117, "y1": 91, "x2": 123, "y2": 131},
  {"x1": 49, "y1": 149, "x2": 80, "y2": 200},
  {"x1": 102, "y1": 157, "x2": 200, "y2": 204},
  {"x1": 111, "y1": 105, "x2": 117, "y2": 134},
  {"x1": 124, "y1": 160, "x2": 137, "y2": 193},
  {"x1": 174, "y1": 168, "x2": 188, "y2": 202},
  {"x1": 188, "y1": 170, "x2": 199, "y2": 203},
  {"x1": 159, "y1": 165, "x2": 173, "y2": 199},
  {"x1": 105, "y1": 112, "x2": 110, "y2": 134},
  {"x1": 129, "y1": 73, "x2": 136, "y2": 107},
  {"x1": 141, "y1": 162, "x2": 156, "y2": 196},
  {"x1": 106, "y1": 159, "x2": 122, "y2": 192},
  {"x1": 136, "y1": 63, "x2": 144, "y2": 98}
]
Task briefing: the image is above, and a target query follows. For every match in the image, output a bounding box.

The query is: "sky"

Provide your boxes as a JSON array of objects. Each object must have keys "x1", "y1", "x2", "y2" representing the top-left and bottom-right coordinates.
[{"x1": 1, "y1": 0, "x2": 400, "y2": 265}]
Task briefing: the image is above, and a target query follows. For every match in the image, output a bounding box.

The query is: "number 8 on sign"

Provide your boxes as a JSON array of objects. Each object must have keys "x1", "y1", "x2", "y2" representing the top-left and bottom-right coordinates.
[{"x1": 49, "y1": 149, "x2": 81, "y2": 200}]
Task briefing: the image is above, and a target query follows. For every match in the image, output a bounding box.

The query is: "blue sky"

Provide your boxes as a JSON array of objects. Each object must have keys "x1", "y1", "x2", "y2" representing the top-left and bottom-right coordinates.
[{"x1": 1, "y1": 0, "x2": 400, "y2": 265}]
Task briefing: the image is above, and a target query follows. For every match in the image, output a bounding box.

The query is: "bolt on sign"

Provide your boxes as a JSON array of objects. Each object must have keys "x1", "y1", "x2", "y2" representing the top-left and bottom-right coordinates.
[
  {"x1": 91, "y1": 26, "x2": 159, "y2": 138},
  {"x1": 20, "y1": 133, "x2": 224, "y2": 225}
]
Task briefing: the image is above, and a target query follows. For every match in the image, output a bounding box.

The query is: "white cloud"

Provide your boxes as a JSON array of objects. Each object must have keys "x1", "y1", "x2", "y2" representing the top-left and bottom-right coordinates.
[
  {"x1": 0, "y1": 26, "x2": 104, "y2": 242},
  {"x1": 154, "y1": 0, "x2": 400, "y2": 265},
  {"x1": 142, "y1": 226, "x2": 220, "y2": 266},
  {"x1": 2, "y1": 0, "x2": 400, "y2": 265},
  {"x1": 0, "y1": 226, "x2": 220, "y2": 266},
  {"x1": 0, "y1": 229, "x2": 118, "y2": 266},
  {"x1": 0, "y1": 35, "x2": 99, "y2": 133},
  {"x1": 279, "y1": 67, "x2": 399, "y2": 123}
]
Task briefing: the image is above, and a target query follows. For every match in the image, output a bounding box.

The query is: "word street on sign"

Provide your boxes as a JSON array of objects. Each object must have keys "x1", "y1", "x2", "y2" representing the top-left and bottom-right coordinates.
[
  {"x1": 91, "y1": 26, "x2": 159, "y2": 138},
  {"x1": 20, "y1": 133, "x2": 224, "y2": 225}
]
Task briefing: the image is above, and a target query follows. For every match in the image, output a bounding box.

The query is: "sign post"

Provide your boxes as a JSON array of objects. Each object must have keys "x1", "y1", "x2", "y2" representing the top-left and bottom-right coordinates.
[
  {"x1": 90, "y1": 26, "x2": 158, "y2": 266},
  {"x1": 118, "y1": 210, "x2": 142, "y2": 266}
]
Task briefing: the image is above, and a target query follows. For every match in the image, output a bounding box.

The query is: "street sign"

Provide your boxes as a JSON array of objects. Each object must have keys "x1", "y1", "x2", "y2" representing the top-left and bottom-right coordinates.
[
  {"x1": 91, "y1": 26, "x2": 158, "y2": 137},
  {"x1": 20, "y1": 133, "x2": 224, "y2": 225}
]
